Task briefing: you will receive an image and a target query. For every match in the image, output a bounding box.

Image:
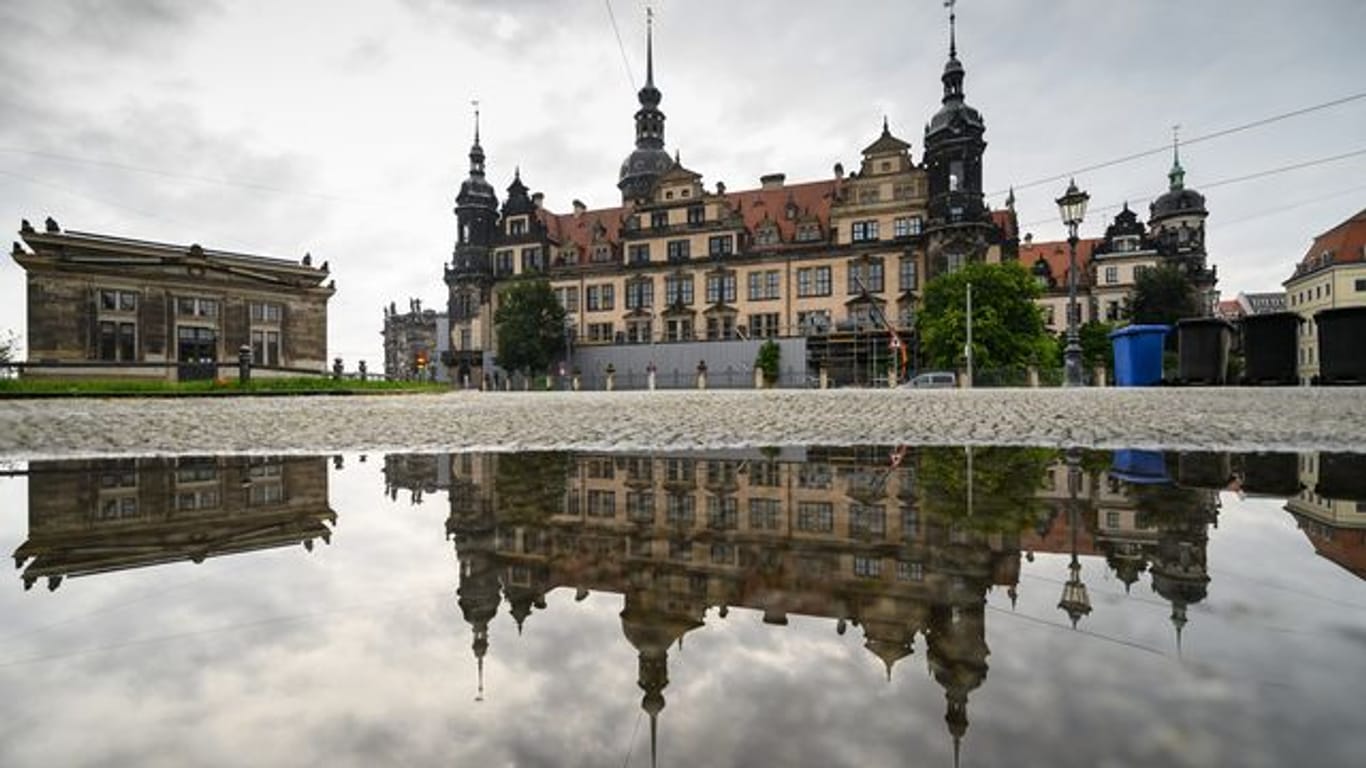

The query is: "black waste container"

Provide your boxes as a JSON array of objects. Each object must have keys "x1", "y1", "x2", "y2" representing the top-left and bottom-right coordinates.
[
  {"x1": 1237, "y1": 452, "x2": 1300, "y2": 497},
  {"x1": 1315, "y1": 306, "x2": 1366, "y2": 384},
  {"x1": 1176, "y1": 452, "x2": 1233, "y2": 490},
  {"x1": 1176, "y1": 318, "x2": 1234, "y2": 385},
  {"x1": 1316, "y1": 452, "x2": 1366, "y2": 501},
  {"x1": 1241, "y1": 312, "x2": 1299, "y2": 385}
]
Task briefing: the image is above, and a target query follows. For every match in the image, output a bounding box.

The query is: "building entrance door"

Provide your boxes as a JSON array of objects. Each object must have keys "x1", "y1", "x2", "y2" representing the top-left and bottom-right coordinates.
[{"x1": 177, "y1": 326, "x2": 218, "y2": 381}]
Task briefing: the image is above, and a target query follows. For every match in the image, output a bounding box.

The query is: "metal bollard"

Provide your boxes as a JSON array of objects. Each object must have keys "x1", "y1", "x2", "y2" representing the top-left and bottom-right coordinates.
[{"x1": 238, "y1": 345, "x2": 252, "y2": 384}]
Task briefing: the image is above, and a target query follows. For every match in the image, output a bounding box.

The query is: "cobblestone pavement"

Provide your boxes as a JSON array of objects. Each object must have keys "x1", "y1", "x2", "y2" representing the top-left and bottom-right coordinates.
[{"x1": 0, "y1": 388, "x2": 1363, "y2": 458}]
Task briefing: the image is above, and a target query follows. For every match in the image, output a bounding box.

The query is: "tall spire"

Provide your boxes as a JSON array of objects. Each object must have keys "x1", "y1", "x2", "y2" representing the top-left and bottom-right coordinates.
[
  {"x1": 1168, "y1": 124, "x2": 1185, "y2": 191},
  {"x1": 947, "y1": 0, "x2": 957, "y2": 58},
  {"x1": 468, "y1": 99, "x2": 485, "y2": 176},
  {"x1": 645, "y1": 4, "x2": 655, "y2": 89}
]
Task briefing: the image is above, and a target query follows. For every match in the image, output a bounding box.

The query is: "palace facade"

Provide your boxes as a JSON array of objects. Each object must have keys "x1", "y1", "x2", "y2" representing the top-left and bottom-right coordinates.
[{"x1": 443, "y1": 13, "x2": 1014, "y2": 387}]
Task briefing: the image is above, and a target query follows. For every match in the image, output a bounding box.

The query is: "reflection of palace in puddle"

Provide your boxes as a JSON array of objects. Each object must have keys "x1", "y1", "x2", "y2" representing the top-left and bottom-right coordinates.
[
  {"x1": 12, "y1": 456, "x2": 335, "y2": 591},
  {"x1": 1283, "y1": 452, "x2": 1366, "y2": 579},
  {"x1": 379, "y1": 446, "x2": 1354, "y2": 764}
]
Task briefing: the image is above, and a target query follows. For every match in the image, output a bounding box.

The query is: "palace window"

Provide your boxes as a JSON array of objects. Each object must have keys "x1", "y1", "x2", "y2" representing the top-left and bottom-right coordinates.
[
  {"x1": 848, "y1": 259, "x2": 885, "y2": 294},
  {"x1": 586, "y1": 284, "x2": 615, "y2": 311},
  {"x1": 748, "y1": 270, "x2": 780, "y2": 301},
  {"x1": 897, "y1": 561, "x2": 924, "y2": 582},
  {"x1": 665, "y1": 317, "x2": 693, "y2": 342},
  {"x1": 96, "y1": 289, "x2": 139, "y2": 362},
  {"x1": 651, "y1": 211, "x2": 669, "y2": 229},
  {"x1": 796, "y1": 266, "x2": 832, "y2": 297},
  {"x1": 748, "y1": 498, "x2": 781, "y2": 530},
  {"x1": 626, "y1": 318, "x2": 652, "y2": 344},
  {"x1": 748, "y1": 461, "x2": 781, "y2": 488},
  {"x1": 590, "y1": 245, "x2": 612, "y2": 263},
  {"x1": 666, "y1": 493, "x2": 696, "y2": 526},
  {"x1": 851, "y1": 220, "x2": 879, "y2": 242},
  {"x1": 705, "y1": 315, "x2": 735, "y2": 340},
  {"x1": 853, "y1": 557, "x2": 882, "y2": 578},
  {"x1": 850, "y1": 504, "x2": 886, "y2": 537},
  {"x1": 796, "y1": 501, "x2": 834, "y2": 533},
  {"x1": 708, "y1": 234, "x2": 734, "y2": 257},
  {"x1": 509, "y1": 218, "x2": 526, "y2": 236},
  {"x1": 587, "y1": 490, "x2": 616, "y2": 518},
  {"x1": 554, "y1": 286, "x2": 579, "y2": 312},
  {"x1": 687, "y1": 205, "x2": 705, "y2": 225},
  {"x1": 664, "y1": 275, "x2": 694, "y2": 306},
  {"x1": 945, "y1": 251, "x2": 966, "y2": 274},
  {"x1": 628, "y1": 243, "x2": 651, "y2": 265},
  {"x1": 796, "y1": 223, "x2": 822, "y2": 242},
  {"x1": 899, "y1": 258, "x2": 918, "y2": 291},
  {"x1": 755, "y1": 226, "x2": 780, "y2": 246},
  {"x1": 858, "y1": 188, "x2": 881, "y2": 204},
  {"x1": 249, "y1": 302, "x2": 283, "y2": 367},
  {"x1": 625, "y1": 279, "x2": 653, "y2": 309},
  {"x1": 706, "y1": 272, "x2": 736, "y2": 304},
  {"x1": 176, "y1": 296, "x2": 219, "y2": 318},
  {"x1": 1104, "y1": 266, "x2": 1118, "y2": 284},
  {"x1": 586, "y1": 322, "x2": 614, "y2": 342},
  {"x1": 748, "y1": 312, "x2": 780, "y2": 338},
  {"x1": 894, "y1": 216, "x2": 923, "y2": 238},
  {"x1": 707, "y1": 496, "x2": 739, "y2": 530},
  {"x1": 798, "y1": 463, "x2": 831, "y2": 489},
  {"x1": 626, "y1": 491, "x2": 655, "y2": 523},
  {"x1": 521, "y1": 246, "x2": 544, "y2": 273},
  {"x1": 667, "y1": 239, "x2": 691, "y2": 263}
]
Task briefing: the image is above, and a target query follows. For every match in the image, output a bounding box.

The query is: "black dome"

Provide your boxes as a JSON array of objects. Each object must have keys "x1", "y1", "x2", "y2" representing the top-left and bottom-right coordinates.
[
  {"x1": 618, "y1": 148, "x2": 674, "y2": 200},
  {"x1": 1150, "y1": 187, "x2": 1206, "y2": 221}
]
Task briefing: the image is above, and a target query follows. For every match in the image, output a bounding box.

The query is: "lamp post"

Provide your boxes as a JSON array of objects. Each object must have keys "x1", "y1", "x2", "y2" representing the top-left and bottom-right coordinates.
[
  {"x1": 1057, "y1": 447, "x2": 1091, "y2": 628},
  {"x1": 1055, "y1": 178, "x2": 1090, "y2": 387}
]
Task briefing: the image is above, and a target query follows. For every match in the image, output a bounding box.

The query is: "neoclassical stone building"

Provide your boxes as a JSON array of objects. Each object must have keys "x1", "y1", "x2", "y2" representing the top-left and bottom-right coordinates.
[
  {"x1": 11, "y1": 218, "x2": 333, "y2": 380},
  {"x1": 443, "y1": 11, "x2": 1017, "y2": 387}
]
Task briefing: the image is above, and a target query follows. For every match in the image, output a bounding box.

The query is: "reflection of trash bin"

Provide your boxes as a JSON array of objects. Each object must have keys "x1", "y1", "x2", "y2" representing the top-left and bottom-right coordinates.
[
  {"x1": 1176, "y1": 452, "x2": 1232, "y2": 489},
  {"x1": 1315, "y1": 307, "x2": 1366, "y2": 385},
  {"x1": 1176, "y1": 318, "x2": 1234, "y2": 385},
  {"x1": 1238, "y1": 452, "x2": 1300, "y2": 497},
  {"x1": 1241, "y1": 312, "x2": 1299, "y2": 385},
  {"x1": 1316, "y1": 452, "x2": 1366, "y2": 501},
  {"x1": 1109, "y1": 325, "x2": 1170, "y2": 387},
  {"x1": 1111, "y1": 450, "x2": 1169, "y2": 484}
]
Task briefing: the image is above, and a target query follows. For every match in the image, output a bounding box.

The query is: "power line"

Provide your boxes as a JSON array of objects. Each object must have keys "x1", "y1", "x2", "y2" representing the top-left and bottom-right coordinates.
[
  {"x1": 603, "y1": 0, "x2": 637, "y2": 93},
  {"x1": 1016, "y1": 146, "x2": 1366, "y2": 230},
  {"x1": 990, "y1": 90, "x2": 1366, "y2": 197}
]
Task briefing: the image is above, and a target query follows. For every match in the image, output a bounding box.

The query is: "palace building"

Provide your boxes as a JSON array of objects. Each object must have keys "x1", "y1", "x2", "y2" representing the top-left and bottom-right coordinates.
[
  {"x1": 443, "y1": 11, "x2": 1017, "y2": 387},
  {"x1": 11, "y1": 218, "x2": 334, "y2": 381}
]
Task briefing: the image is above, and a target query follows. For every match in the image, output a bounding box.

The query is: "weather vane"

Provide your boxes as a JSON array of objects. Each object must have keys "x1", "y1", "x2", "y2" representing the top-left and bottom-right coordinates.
[{"x1": 471, "y1": 99, "x2": 480, "y2": 142}]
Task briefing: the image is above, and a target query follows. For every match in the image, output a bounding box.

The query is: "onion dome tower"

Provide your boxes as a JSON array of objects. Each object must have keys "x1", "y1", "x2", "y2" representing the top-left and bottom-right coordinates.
[
  {"x1": 618, "y1": 10, "x2": 674, "y2": 204},
  {"x1": 923, "y1": 1, "x2": 995, "y2": 278},
  {"x1": 446, "y1": 106, "x2": 500, "y2": 327},
  {"x1": 1148, "y1": 133, "x2": 1217, "y2": 313}
]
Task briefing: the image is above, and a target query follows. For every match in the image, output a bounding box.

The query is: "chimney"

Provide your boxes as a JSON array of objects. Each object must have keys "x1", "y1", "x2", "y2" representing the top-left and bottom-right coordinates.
[
  {"x1": 532, "y1": 192, "x2": 544, "y2": 208},
  {"x1": 572, "y1": 199, "x2": 586, "y2": 217},
  {"x1": 760, "y1": 173, "x2": 786, "y2": 190}
]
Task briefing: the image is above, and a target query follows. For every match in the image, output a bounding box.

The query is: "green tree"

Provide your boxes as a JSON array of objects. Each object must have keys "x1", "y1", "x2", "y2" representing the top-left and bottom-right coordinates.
[
  {"x1": 917, "y1": 262, "x2": 1056, "y2": 370},
  {"x1": 494, "y1": 279, "x2": 567, "y2": 376},
  {"x1": 755, "y1": 339, "x2": 780, "y2": 383},
  {"x1": 1128, "y1": 264, "x2": 1198, "y2": 325}
]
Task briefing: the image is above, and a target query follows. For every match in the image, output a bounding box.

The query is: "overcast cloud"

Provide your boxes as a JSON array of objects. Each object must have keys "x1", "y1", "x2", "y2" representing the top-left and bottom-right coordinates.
[{"x1": 2, "y1": 0, "x2": 1364, "y2": 364}]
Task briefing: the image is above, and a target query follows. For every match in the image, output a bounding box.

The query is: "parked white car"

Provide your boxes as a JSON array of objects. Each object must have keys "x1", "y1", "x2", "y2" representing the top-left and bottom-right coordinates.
[{"x1": 901, "y1": 371, "x2": 957, "y2": 389}]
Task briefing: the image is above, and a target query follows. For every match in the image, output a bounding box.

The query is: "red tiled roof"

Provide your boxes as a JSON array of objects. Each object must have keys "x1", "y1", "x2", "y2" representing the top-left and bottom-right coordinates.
[
  {"x1": 1215, "y1": 299, "x2": 1244, "y2": 320},
  {"x1": 990, "y1": 209, "x2": 1018, "y2": 242},
  {"x1": 1018, "y1": 237, "x2": 1102, "y2": 290},
  {"x1": 1288, "y1": 207, "x2": 1366, "y2": 282},
  {"x1": 535, "y1": 179, "x2": 838, "y2": 253}
]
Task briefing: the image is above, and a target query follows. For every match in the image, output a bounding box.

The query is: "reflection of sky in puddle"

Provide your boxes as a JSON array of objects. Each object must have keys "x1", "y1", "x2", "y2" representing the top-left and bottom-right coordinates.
[{"x1": 0, "y1": 449, "x2": 1363, "y2": 767}]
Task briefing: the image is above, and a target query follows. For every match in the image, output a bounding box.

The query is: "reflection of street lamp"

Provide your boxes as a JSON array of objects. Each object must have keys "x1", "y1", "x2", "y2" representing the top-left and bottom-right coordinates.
[
  {"x1": 1057, "y1": 448, "x2": 1091, "y2": 627},
  {"x1": 1055, "y1": 179, "x2": 1090, "y2": 387}
]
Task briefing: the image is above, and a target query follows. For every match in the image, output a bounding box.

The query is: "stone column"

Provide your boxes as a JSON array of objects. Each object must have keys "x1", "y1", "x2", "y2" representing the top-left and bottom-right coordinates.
[
  {"x1": 1027, "y1": 366, "x2": 1040, "y2": 388},
  {"x1": 819, "y1": 367, "x2": 829, "y2": 390},
  {"x1": 887, "y1": 366, "x2": 898, "y2": 389},
  {"x1": 605, "y1": 366, "x2": 616, "y2": 391},
  {"x1": 696, "y1": 361, "x2": 708, "y2": 390},
  {"x1": 1093, "y1": 366, "x2": 1107, "y2": 388},
  {"x1": 754, "y1": 367, "x2": 765, "y2": 389}
]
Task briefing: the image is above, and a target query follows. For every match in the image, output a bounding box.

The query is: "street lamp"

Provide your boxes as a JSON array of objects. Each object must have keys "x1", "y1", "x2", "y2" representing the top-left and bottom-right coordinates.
[
  {"x1": 1057, "y1": 448, "x2": 1091, "y2": 627},
  {"x1": 1055, "y1": 179, "x2": 1090, "y2": 387}
]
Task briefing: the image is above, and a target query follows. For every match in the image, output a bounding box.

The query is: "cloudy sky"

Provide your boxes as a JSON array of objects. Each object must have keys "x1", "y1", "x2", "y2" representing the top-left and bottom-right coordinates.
[{"x1": 2, "y1": 0, "x2": 1363, "y2": 364}]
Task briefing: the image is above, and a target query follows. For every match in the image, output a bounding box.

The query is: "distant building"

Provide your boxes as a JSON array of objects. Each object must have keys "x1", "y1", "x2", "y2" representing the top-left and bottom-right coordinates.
[
  {"x1": 11, "y1": 219, "x2": 333, "y2": 380},
  {"x1": 381, "y1": 298, "x2": 449, "y2": 382},
  {"x1": 1283, "y1": 207, "x2": 1366, "y2": 383},
  {"x1": 1021, "y1": 147, "x2": 1219, "y2": 335}
]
